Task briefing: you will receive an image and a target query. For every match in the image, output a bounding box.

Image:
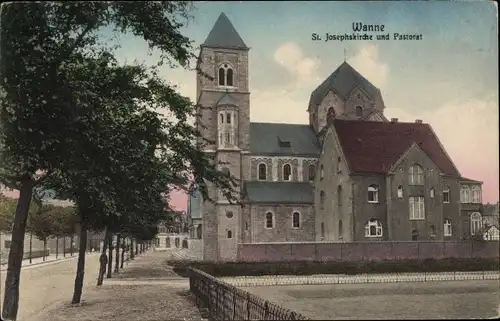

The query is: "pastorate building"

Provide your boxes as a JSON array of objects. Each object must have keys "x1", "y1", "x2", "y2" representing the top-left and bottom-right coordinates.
[{"x1": 193, "y1": 13, "x2": 485, "y2": 262}]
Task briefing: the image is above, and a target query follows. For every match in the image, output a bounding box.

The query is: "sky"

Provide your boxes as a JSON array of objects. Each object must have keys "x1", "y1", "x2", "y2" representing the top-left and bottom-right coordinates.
[{"x1": 2, "y1": 1, "x2": 498, "y2": 209}]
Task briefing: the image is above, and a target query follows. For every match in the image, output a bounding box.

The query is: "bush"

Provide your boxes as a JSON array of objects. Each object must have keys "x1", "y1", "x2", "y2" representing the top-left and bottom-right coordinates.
[{"x1": 166, "y1": 257, "x2": 500, "y2": 277}]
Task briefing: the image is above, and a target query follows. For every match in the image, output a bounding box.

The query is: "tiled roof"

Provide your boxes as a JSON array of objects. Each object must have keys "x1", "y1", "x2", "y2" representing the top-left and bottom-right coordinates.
[
  {"x1": 309, "y1": 62, "x2": 380, "y2": 110},
  {"x1": 460, "y1": 177, "x2": 483, "y2": 184},
  {"x1": 250, "y1": 122, "x2": 320, "y2": 156},
  {"x1": 202, "y1": 13, "x2": 248, "y2": 50},
  {"x1": 333, "y1": 119, "x2": 460, "y2": 176},
  {"x1": 244, "y1": 181, "x2": 314, "y2": 204}
]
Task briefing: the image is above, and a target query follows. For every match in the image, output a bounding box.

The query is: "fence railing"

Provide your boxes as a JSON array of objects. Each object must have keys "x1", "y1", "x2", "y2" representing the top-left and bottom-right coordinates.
[{"x1": 188, "y1": 267, "x2": 310, "y2": 321}]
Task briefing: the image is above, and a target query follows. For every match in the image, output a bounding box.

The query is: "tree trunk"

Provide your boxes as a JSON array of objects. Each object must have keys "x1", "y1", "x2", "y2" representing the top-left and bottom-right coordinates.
[
  {"x1": 114, "y1": 234, "x2": 120, "y2": 273},
  {"x1": 70, "y1": 234, "x2": 74, "y2": 256},
  {"x1": 43, "y1": 239, "x2": 46, "y2": 261},
  {"x1": 130, "y1": 238, "x2": 135, "y2": 260},
  {"x1": 2, "y1": 178, "x2": 34, "y2": 321},
  {"x1": 56, "y1": 236, "x2": 59, "y2": 259},
  {"x1": 135, "y1": 241, "x2": 138, "y2": 255},
  {"x1": 63, "y1": 236, "x2": 66, "y2": 257},
  {"x1": 106, "y1": 234, "x2": 113, "y2": 278},
  {"x1": 120, "y1": 241, "x2": 125, "y2": 269},
  {"x1": 71, "y1": 220, "x2": 88, "y2": 304},
  {"x1": 96, "y1": 229, "x2": 110, "y2": 286},
  {"x1": 29, "y1": 232, "x2": 32, "y2": 264}
]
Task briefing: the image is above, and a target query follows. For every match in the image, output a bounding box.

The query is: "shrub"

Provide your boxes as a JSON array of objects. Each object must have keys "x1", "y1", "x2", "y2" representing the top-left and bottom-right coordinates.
[{"x1": 166, "y1": 257, "x2": 500, "y2": 278}]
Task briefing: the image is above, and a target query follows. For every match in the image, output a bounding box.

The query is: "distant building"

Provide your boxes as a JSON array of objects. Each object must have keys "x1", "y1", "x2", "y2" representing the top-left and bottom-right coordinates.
[{"x1": 187, "y1": 189, "x2": 203, "y2": 239}]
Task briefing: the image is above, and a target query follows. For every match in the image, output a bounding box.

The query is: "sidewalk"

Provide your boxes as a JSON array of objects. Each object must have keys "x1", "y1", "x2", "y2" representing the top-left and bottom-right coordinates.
[{"x1": 0, "y1": 252, "x2": 100, "y2": 271}]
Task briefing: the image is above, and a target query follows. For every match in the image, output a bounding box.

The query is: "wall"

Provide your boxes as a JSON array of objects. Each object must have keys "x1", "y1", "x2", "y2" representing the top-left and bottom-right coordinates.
[
  {"x1": 238, "y1": 241, "x2": 500, "y2": 262},
  {"x1": 248, "y1": 204, "x2": 315, "y2": 243}
]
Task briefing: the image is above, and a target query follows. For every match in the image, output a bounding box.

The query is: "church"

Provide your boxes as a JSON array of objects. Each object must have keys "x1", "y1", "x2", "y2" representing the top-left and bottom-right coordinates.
[{"x1": 190, "y1": 13, "x2": 484, "y2": 262}]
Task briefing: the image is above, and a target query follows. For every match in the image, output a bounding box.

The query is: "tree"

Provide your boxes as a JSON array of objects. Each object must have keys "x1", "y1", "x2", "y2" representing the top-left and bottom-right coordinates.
[
  {"x1": 1, "y1": 2, "x2": 237, "y2": 318},
  {"x1": 0, "y1": 195, "x2": 16, "y2": 232},
  {"x1": 26, "y1": 204, "x2": 57, "y2": 258}
]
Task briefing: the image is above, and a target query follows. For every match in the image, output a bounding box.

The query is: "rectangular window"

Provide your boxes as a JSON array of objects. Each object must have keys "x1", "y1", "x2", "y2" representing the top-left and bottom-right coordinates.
[
  {"x1": 409, "y1": 196, "x2": 425, "y2": 220},
  {"x1": 443, "y1": 190, "x2": 450, "y2": 203}
]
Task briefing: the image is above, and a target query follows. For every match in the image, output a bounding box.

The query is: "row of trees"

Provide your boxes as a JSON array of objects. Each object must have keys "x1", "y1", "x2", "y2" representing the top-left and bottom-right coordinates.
[{"x1": 0, "y1": 2, "x2": 238, "y2": 320}]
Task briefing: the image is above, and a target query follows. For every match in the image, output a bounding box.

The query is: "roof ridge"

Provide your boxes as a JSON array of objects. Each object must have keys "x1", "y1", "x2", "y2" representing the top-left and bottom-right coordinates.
[{"x1": 202, "y1": 13, "x2": 248, "y2": 50}]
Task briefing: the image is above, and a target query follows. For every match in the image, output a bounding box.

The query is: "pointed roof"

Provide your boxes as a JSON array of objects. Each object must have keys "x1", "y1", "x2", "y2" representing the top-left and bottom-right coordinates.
[
  {"x1": 217, "y1": 93, "x2": 238, "y2": 106},
  {"x1": 332, "y1": 119, "x2": 460, "y2": 176},
  {"x1": 202, "y1": 13, "x2": 248, "y2": 50},
  {"x1": 308, "y1": 62, "x2": 380, "y2": 110}
]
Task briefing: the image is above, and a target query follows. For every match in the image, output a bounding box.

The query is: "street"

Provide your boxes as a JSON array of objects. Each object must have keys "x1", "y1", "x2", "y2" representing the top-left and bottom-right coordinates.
[{"x1": 0, "y1": 253, "x2": 101, "y2": 321}]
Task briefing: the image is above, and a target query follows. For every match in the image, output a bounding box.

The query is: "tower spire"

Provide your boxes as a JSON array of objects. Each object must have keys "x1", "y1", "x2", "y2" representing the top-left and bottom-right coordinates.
[{"x1": 344, "y1": 48, "x2": 347, "y2": 62}]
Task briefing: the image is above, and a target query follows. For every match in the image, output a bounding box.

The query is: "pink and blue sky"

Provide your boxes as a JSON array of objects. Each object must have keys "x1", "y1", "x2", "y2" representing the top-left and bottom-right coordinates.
[{"x1": 2, "y1": 1, "x2": 498, "y2": 209}]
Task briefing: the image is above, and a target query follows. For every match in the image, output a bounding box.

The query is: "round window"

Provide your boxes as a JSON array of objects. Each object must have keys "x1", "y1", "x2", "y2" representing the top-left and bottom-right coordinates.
[{"x1": 226, "y1": 211, "x2": 234, "y2": 219}]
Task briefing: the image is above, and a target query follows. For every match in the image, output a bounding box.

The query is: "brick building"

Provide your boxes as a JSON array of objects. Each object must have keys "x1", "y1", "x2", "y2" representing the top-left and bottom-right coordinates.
[{"x1": 195, "y1": 13, "x2": 485, "y2": 261}]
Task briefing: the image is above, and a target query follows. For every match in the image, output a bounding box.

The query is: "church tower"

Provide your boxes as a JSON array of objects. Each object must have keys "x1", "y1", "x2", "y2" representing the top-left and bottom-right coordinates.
[{"x1": 196, "y1": 13, "x2": 250, "y2": 261}]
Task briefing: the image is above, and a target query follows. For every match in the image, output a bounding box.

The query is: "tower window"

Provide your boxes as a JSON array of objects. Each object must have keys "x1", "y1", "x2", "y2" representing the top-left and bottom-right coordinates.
[
  {"x1": 218, "y1": 67, "x2": 225, "y2": 86},
  {"x1": 226, "y1": 113, "x2": 231, "y2": 124},
  {"x1": 226, "y1": 68, "x2": 233, "y2": 86},
  {"x1": 218, "y1": 64, "x2": 234, "y2": 87}
]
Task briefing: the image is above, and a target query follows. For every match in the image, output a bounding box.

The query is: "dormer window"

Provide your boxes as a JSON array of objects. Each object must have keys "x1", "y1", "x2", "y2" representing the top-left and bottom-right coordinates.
[
  {"x1": 355, "y1": 106, "x2": 363, "y2": 117},
  {"x1": 278, "y1": 137, "x2": 291, "y2": 148},
  {"x1": 218, "y1": 64, "x2": 234, "y2": 87}
]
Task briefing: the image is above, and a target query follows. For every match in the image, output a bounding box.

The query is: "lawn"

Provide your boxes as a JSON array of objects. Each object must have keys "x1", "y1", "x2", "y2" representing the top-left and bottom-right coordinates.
[{"x1": 243, "y1": 280, "x2": 500, "y2": 319}]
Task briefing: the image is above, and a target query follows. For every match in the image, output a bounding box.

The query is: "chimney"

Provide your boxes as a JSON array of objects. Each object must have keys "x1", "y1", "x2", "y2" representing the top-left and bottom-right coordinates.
[
  {"x1": 390, "y1": 118, "x2": 398, "y2": 123},
  {"x1": 415, "y1": 119, "x2": 423, "y2": 124}
]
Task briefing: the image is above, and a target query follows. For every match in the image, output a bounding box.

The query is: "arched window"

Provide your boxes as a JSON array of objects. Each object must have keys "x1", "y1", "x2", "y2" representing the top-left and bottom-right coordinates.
[
  {"x1": 265, "y1": 212, "x2": 274, "y2": 229},
  {"x1": 327, "y1": 107, "x2": 335, "y2": 118},
  {"x1": 337, "y1": 157, "x2": 342, "y2": 173},
  {"x1": 409, "y1": 164, "x2": 424, "y2": 185},
  {"x1": 443, "y1": 187, "x2": 450, "y2": 203},
  {"x1": 258, "y1": 163, "x2": 267, "y2": 180},
  {"x1": 337, "y1": 185, "x2": 342, "y2": 207},
  {"x1": 355, "y1": 106, "x2": 363, "y2": 117},
  {"x1": 283, "y1": 163, "x2": 292, "y2": 181},
  {"x1": 218, "y1": 64, "x2": 234, "y2": 87},
  {"x1": 226, "y1": 68, "x2": 234, "y2": 86},
  {"x1": 429, "y1": 225, "x2": 436, "y2": 237},
  {"x1": 308, "y1": 164, "x2": 315, "y2": 181},
  {"x1": 444, "y1": 219, "x2": 452, "y2": 236},
  {"x1": 411, "y1": 228, "x2": 419, "y2": 241},
  {"x1": 292, "y1": 211, "x2": 301, "y2": 228},
  {"x1": 368, "y1": 185, "x2": 379, "y2": 203},
  {"x1": 319, "y1": 190, "x2": 325, "y2": 210},
  {"x1": 365, "y1": 219, "x2": 382, "y2": 237},
  {"x1": 397, "y1": 185, "x2": 403, "y2": 198},
  {"x1": 218, "y1": 67, "x2": 225, "y2": 86},
  {"x1": 320, "y1": 164, "x2": 324, "y2": 180},
  {"x1": 471, "y1": 186, "x2": 481, "y2": 203},
  {"x1": 244, "y1": 221, "x2": 249, "y2": 231},
  {"x1": 429, "y1": 187, "x2": 435, "y2": 198},
  {"x1": 470, "y1": 212, "x2": 482, "y2": 235},
  {"x1": 460, "y1": 185, "x2": 471, "y2": 203},
  {"x1": 227, "y1": 229, "x2": 232, "y2": 239},
  {"x1": 219, "y1": 113, "x2": 224, "y2": 124},
  {"x1": 226, "y1": 112, "x2": 232, "y2": 124},
  {"x1": 320, "y1": 222, "x2": 325, "y2": 240}
]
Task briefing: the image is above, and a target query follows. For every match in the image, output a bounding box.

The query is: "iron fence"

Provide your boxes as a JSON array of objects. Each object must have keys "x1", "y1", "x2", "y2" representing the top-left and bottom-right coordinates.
[{"x1": 188, "y1": 267, "x2": 310, "y2": 320}]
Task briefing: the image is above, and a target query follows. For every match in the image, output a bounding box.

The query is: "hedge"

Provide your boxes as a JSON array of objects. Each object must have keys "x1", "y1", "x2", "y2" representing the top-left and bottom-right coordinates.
[
  {"x1": 21, "y1": 249, "x2": 50, "y2": 260},
  {"x1": 167, "y1": 257, "x2": 500, "y2": 277}
]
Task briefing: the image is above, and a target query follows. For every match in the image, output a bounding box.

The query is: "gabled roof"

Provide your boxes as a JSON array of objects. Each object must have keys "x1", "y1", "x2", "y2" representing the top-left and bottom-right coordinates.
[
  {"x1": 308, "y1": 62, "x2": 380, "y2": 110},
  {"x1": 217, "y1": 93, "x2": 238, "y2": 106},
  {"x1": 244, "y1": 181, "x2": 314, "y2": 204},
  {"x1": 202, "y1": 13, "x2": 248, "y2": 50},
  {"x1": 332, "y1": 119, "x2": 460, "y2": 176},
  {"x1": 250, "y1": 122, "x2": 320, "y2": 156}
]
